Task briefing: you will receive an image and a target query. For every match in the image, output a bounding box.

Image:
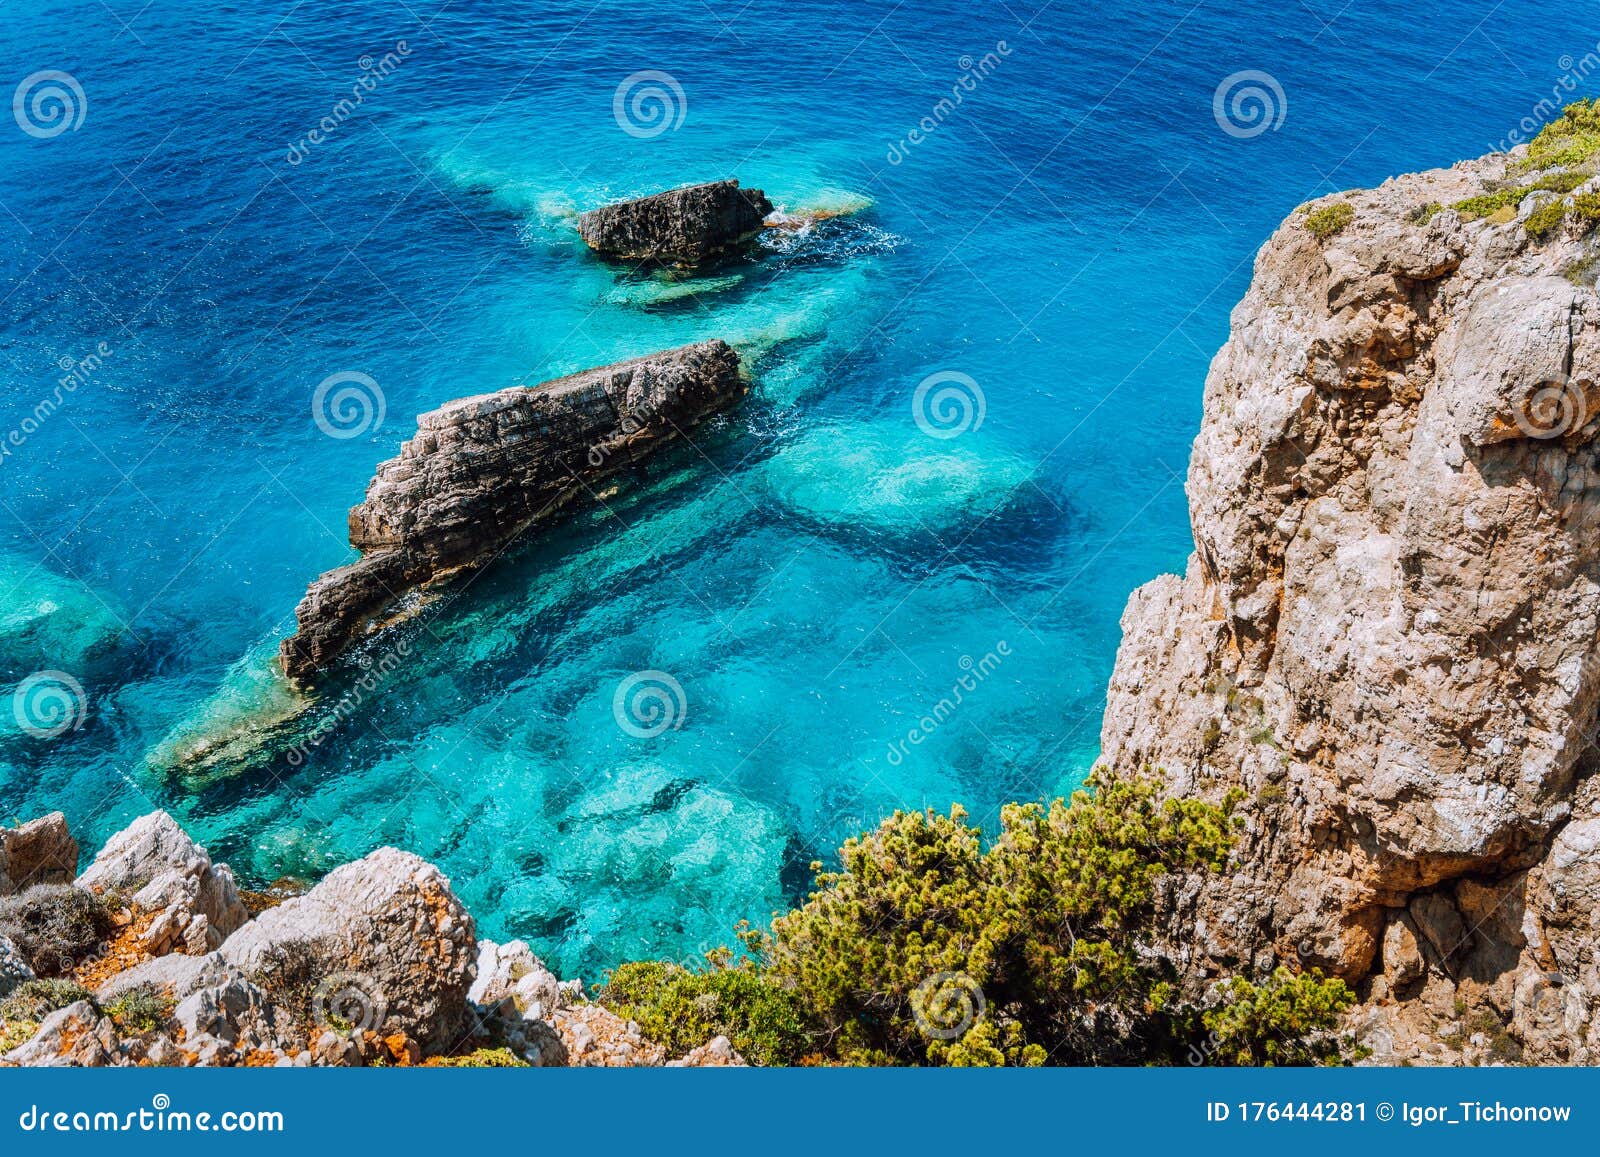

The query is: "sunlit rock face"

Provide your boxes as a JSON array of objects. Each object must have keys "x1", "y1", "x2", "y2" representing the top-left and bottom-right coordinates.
[
  {"x1": 281, "y1": 340, "x2": 746, "y2": 685},
  {"x1": 1100, "y1": 147, "x2": 1600, "y2": 1063}
]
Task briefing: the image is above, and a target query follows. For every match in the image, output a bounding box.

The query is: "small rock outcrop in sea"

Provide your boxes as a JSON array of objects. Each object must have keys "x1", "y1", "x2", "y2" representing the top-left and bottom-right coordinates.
[
  {"x1": 0, "y1": 811, "x2": 743, "y2": 1068},
  {"x1": 280, "y1": 339, "x2": 746, "y2": 685},
  {"x1": 578, "y1": 179, "x2": 773, "y2": 266},
  {"x1": 1099, "y1": 128, "x2": 1600, "y2": 1064}
]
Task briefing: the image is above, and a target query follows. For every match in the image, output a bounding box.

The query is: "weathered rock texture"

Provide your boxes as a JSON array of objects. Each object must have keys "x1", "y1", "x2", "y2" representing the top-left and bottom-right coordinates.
[
  {"x1": 578, "y1": 179, "x2": 773, "y2": 266},
  {"x1": 280, "y1": 340, "x2": 746, "y2": 684},
  {"x1": 0, "y1": 813, "x2": 77, "y2": 894},
  {"x1": 77, "y1": 811, "x2": 249, "y2": 953},
  {"x1": 219, "y1": 847, "x2": 477, "y2": 1054},
  {"x1": 0, "y1": 813, "x2": 735, "y2": 1068},
  {"x1": 1101, "y1": 146, "x2": 1600, "y2": 1063}
]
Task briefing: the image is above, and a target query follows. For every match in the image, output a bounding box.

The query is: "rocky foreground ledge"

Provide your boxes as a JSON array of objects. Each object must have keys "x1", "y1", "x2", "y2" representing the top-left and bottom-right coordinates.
[
  {"x1": 281, "y1": 340, "x2": 746, "y2": 685},
  {"x1": 0, "y1": 812, "x2": 740, "y2": 1067},
  {"x1": 1102, "y1": 105, "x2": 1600, "y2": 1064}
]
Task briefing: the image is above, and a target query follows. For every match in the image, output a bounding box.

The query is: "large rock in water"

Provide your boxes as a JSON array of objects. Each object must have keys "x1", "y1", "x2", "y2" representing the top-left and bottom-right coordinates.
[
  {"x1": 280, "y1": 340, "x2": 745, "y2": 684},
  {"x1": 218, "y1": 847, "x2": 477, "y2": 1054},
  {"x1": 1098, "y1": 142, "x2": 1600, "y2": 1062},
  {"x1": 578, "y1": 180, "x2": 773, "y2": 266}
]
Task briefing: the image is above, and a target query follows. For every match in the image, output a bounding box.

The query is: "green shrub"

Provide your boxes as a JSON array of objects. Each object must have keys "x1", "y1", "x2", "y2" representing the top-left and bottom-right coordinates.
[
  {"x1": 0, "y1": 885, "x2": 114, "y2": 977},
  {"x1": 0, "y1": 978, "x2": 96, "y2": 1023},
  {"x1": 752, "y1": 771, "x2": 1246, "y2": 1065},
  {"x1": 426, "y1": 1047, "x2": 530, "y2": 1068},
  {"x1": 1514, "y1": 98, "x2": 1600, "y2": 173},
  {"x1": 1304, "y1": 202, "x2": 1354, "y2": 240},
  {"x1": 1200, "y1": 967, "x2": 1355, "y2": 1065},
  {"x1": 601, "y1": 951, "x2": 812, "y2": 1066},
  {"x1": 102, "y1": 986, "x2": 174, "y2": 1034}
]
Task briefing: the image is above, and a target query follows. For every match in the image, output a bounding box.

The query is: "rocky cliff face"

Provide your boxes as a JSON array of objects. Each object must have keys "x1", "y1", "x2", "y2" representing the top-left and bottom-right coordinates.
[
  {"x1": 1102, "y1": 142, "x2": 1600, "y2": 1063},
  {"x1": 281, "y1": 340, "x2": 745, "y2": 684},
  {"x1": 577, "y1": 179, "x2": 773, "y2": 266}
]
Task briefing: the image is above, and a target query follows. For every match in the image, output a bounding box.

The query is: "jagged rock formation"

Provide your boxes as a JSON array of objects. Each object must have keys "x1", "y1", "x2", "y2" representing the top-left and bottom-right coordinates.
[
  {"x1": 0, "y1": 812, "x2": 741, "y2": 1067},
  {"x1": 0, "y1": 813, "x2": 77, "y2": 894},
  {"x1": 77, "y1": 810, "x2": 249, "y2": 953},
  {"x1": 1101, "y1": 142, "x2": 1600, "y2": 1062},
  {"x1": 578, "y1": 180, "x2": 773, "y2": 266},
  {"x1": 219, "y1": 848, "x2": 477, "y2": 1054},
  {"x1": 280, "y1": 340, "x2": 746, "y2": 685}
]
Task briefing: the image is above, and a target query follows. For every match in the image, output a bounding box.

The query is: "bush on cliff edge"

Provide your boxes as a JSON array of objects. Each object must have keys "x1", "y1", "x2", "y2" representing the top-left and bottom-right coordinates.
[{"x1": 602, "y1": 771, "x2": 1354, "y2": 1066}]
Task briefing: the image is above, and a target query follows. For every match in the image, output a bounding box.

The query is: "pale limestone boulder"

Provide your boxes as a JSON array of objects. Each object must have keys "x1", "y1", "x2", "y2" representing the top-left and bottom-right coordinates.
[
  {"x1": 4, "y1": 1001, "x2": 118, "y2": 1067},
  {"x1": 76, "y1": 811, "x2": 248, "y2": 952},
  {"x1": 218, "y1": 847, "x2": 476, "y2": 1053}
]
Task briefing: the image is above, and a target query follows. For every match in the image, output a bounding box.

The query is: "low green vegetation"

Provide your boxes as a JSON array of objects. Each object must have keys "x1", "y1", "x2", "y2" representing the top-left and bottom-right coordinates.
[
  {"x1": 1442, "y1": 102, "x2": 1600, "y2": 240},
  {"x1": 426, "y1": 1046, "x2": 530, "y2": 1068},
  {"x1": 102, "y1": 986, "x2": 174, "y2": 1034},
  {"x1": 602, "y1": 952, "x2": 810, "y2": 1066},
  {"x1": 1201, "y1": 968, "x2": 1357, "y2": 1065},
  {"x1": 1304, "y1": 202, "x2": 1354, "y2": 240},
  {"x1": 602, "y1": 771, "x2": 1355, "y2": 1067},
  {"x1": 0, "y1": 978, "x2": 96, "y2": 1023},
  {"x1": 1513, "y1": 98, "x2": 1600, "y2": 173}
]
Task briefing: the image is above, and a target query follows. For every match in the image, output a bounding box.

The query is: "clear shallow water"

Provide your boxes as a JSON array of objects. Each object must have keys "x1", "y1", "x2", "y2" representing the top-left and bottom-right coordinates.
[{"x1": 0, "y1": 0, "x2": 1588, "y2": 979}]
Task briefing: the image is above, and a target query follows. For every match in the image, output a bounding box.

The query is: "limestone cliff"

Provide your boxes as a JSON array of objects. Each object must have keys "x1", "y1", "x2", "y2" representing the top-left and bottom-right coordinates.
[
  {"x1": 281, "y1": 340, "x2": 745, "y2": 685},
  {"x1": 1101, "y1": 133, "x2": 1600, "y2": 1063}
]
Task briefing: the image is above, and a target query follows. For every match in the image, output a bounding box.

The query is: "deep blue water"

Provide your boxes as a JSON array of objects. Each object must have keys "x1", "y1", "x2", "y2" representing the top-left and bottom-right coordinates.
[{"x1": 0, "y1": 0, "x2": 1592, "y2": 979}]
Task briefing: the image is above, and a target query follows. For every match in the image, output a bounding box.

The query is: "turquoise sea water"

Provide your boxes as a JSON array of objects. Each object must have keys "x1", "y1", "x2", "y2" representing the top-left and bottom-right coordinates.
[{"x1": 0, "y1": 0, "x2": 1590, "y2": 979}]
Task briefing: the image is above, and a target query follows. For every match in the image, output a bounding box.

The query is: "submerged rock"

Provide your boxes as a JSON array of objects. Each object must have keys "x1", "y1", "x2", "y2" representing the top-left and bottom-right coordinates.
[
  {"x1": 280, "y1": 340, "x2": 746, "y2": 685},
  {"x1": 578, "y1": 179, "x2": 773, "y2": 267}
]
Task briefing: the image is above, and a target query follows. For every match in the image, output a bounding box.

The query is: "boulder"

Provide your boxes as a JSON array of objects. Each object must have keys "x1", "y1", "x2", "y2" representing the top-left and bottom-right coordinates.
[
  {"x1": 549, "y1": 1003, "x2": 666, "y2": 1067},
  {"x1": 218, "y1": 848, "x2": 476, "y2": 1054},
  {"x1": 76, "y1": 811, "x2": 249, "y2": 952},
  {"x1": 280, "y1": 340, "x2": 746, "y2": 684},
  {"x1": 0, "y1": 813, "x2": 78, "y2": 894},
  {"x1": 578, "y1": 179, "x2": 772, "y2": 266},
  {"x1": 1097, "y1": 135, "x2": 1600, "y2": 1060},
  {"x1": 468, "y1": 939, "x2": 577, "y2": 1020},
  {"x1": 3, "y1": 1001, "x2": 118, "y2": 1067}
]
